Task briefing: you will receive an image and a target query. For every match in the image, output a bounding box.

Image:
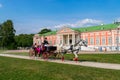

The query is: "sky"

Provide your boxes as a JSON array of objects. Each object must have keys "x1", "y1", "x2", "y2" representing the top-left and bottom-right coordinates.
[{"x1": 0, "y1": 0, "x2": 120, "y2": 34}]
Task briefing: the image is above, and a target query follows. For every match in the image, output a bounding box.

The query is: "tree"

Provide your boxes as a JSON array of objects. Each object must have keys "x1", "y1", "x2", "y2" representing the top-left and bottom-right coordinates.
[
  {"x1": 0, "y1": 24, "x2": 2, "y2": 47},
  {"x1": 15, "y1": 34, "x2": 34, "y2": 48},
  {"x1": 38, "y1": 28, "x2": 51, "y2": 34},
  {"x1": 0, "y1": 20, "x2": 16, "y2": 49}
]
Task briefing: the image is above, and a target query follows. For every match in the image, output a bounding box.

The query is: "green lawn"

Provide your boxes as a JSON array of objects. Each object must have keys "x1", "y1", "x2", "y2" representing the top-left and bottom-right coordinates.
[
  {"x1": 3, "y1": 52, "x2": 29, "y2": 56},
  {"x1": 0, "y1": 50, "x2": 6, "y2": 53},
  {"x1": 0, "y1": 56, "x2": 120, "y2": 80},
  {"x1": 64, "y1": 54, "x2": 120, "y2": 64},
  {"x1": 2, "y1": 52, "x2": 120, "y2": 64}
]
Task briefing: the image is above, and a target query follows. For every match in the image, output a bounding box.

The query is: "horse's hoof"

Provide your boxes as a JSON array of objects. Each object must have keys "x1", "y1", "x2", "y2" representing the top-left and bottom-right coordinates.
[
  {"x1": 73, "y1": 58, "x2": 78, "y2": 61},
  {"x1": 73, "y1": 58, "x2": 75, "y2": 61},
  {"x1": 61, "y1": 57, "x2": 64, "y2": 61}
]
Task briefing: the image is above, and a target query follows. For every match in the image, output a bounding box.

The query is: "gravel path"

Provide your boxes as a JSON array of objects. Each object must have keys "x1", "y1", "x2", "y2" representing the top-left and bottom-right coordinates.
[{"x1": 0, "y1": 53, "x2": 120, "y2": 70}]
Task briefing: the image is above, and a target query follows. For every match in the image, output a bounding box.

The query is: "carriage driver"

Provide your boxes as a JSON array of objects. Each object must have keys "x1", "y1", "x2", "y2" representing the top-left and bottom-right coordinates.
[
  {"x1": 43, "y1": 37, "x2": 49, "y2": 46},
  {"x1": 43, "y1": 37, "x2": 49, "y2": 51}
]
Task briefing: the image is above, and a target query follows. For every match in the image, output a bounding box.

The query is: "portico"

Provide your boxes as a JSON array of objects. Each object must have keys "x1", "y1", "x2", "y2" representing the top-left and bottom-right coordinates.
[{"x1": 57, "y1": 27, "x2": 80, "y2": 46}]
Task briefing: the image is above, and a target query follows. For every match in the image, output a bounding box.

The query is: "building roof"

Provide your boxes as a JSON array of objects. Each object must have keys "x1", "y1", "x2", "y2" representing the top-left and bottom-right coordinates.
[
  {"x1": 71, "y1": 24, "x2": 118, "y2": 32},
  {"x1": 39, "y1": 23, "x2": 119, "y2": 36},
  {"x1": 39, "y1": 31, "x2": 57, "y2": 36}
]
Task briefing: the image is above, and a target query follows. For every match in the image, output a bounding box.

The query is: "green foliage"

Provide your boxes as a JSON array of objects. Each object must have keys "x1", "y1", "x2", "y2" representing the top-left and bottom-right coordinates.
[
  {"x1": 15, "y1": 34, "x2": 34, "y2": 47},
  {"x1": 0, "y1": 20, "x2": 16, "y2": 49},
  {"x1": 0, "y1": 24, "x2": 2, "y2": 47},
  {"x1": 0, "y1": 56, "x2": 120, "y2": 80},
  {"x1": 38, "y1": 28, "x2": 52, "y2": 34}
]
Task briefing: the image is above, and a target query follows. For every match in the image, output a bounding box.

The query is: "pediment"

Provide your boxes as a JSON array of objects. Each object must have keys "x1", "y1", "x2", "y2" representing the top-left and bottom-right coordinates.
[
  {"x1": 57, "y1": 27, "x2": 76, "y2": 34},
  {"x1": 57, "y1": 27, "x2": 79, "y2": 34}
]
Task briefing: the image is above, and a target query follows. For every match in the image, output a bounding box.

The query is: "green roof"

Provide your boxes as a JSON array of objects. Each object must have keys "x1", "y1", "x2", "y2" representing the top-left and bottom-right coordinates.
[
  {"x1": 71, "y1": 24, "x2": 118, "y2": 32},
  {"x1": 39, "y1": 31, "x2": 57, "y2": 36},
  {"x1": 39, "y1": 23, "x2": 119, "y2": 36}
]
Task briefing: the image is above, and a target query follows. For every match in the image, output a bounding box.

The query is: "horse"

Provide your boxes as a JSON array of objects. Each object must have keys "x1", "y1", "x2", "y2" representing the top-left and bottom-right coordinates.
[{"x1": 57, "y1": 39, "x2": 87, "y2": 61}]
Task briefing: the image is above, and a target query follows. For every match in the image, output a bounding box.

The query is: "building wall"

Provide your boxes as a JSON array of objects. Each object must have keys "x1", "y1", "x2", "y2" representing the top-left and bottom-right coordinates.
[
  {"x1": 34, "y1": 28, "x2": 120, "y2": 51},
  {"x1": 81, "y1": 29, "x2": 120, "y2": 51},
  {"x1": 81, "y1": 30, "x2": 113, "y2": 46},
  {"x1": 45, "y1": 35, "x2": 57, "y2": 45},
  {"x1": 33, "y1": 35, "x2": 57, "y2": 46}
]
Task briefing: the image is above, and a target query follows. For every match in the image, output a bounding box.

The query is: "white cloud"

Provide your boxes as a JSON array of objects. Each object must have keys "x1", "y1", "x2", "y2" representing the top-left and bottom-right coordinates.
[
  {"x1": 0, "y1": 3, "x2": 3, "y2": 8},
  {"x1": 116, "y1": 17, "x2": 120, "y2": 22},
  {"x1": 54, "y1": 18, "x2": 103, "y2": 28},
  {"x1": 14, "y1": 18, "x2": 103, "y2": 34},
  {"x1": 54, "y1": 23, "x2": 71, "y2": 28}
]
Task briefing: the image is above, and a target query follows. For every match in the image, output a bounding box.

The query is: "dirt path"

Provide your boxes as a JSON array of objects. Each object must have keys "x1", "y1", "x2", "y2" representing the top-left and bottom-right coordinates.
[{"x1": 0, "y1": 53, "x2": 120, "y2": 70}]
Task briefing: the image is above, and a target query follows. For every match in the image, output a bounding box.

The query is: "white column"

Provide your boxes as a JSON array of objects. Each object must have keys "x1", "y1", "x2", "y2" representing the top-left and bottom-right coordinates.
[
  {"x1": 77, "y1": 34, "x2": 79, "y2": 42},
  {"x1": 112, "y1": 30, "x2": 115, "y2": 46},
  {"x1": 38, "y1": 38, "x2": 41, "y2": 45},
  {"x1": 62, "y1": 35, "x2": 64, "y2": 45},
  {"x1": 58, "y1": 35, "x2": 60, "y2": 45},
  {"x1": 68, "y1": 34, "x2": 70, "y2": 45},
  {"x1": 33, "y1": 36, "x2": 35, "y2": 44},
  {"x1": 56, "y1": 35, "x2": 58, "y2": 45},
  {"x1": 72, "y1": 34, "x2": 75, "y2": 45}
]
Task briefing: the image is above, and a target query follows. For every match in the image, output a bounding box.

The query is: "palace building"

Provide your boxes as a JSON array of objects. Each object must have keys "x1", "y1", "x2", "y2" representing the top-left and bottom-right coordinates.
[{"x1": 33, "y1": 23, "x2": 120, "y2": 51}]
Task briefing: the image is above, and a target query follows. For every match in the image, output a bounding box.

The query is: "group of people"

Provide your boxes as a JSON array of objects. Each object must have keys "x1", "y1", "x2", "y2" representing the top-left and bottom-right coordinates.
[{"x1": 32, "y1": 37, "x2": 49, "y2": 57}]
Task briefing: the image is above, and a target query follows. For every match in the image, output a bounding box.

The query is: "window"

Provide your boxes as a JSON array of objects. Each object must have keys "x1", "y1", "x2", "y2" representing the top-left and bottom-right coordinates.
[
  {"x1": 85, "y1": 38, "x2": 88, "y2": 44},
  {"x1": 96, "y1": 37, "x2": 100, "y2": 45},
  {"x1": 90, "y1": 38, "x2": 94, "y2": 45},
  {"x1": 69, "y1": 39, "x2": 72, "y2": 44},
  {"x1": 108, "y1": 37, "x2": 112, "y2": 45},
  {"x1": 115, "y1": 37, "x2": 119, "y2": 44},
  {"x1": 49, "y1": 40, "x2": 52, "y2": 45},
  {"x1": 102, "y1": 37, "x2": 106, "y2": 45},
  {"x1": 60, "y1": 40, "x2": 62, "y2": 44}
]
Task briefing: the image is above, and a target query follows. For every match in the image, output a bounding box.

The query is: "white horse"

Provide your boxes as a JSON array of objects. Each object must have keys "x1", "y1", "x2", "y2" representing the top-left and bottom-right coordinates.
[{"x1": 57, "y1": 39, "x2": 87, "y2": 61}]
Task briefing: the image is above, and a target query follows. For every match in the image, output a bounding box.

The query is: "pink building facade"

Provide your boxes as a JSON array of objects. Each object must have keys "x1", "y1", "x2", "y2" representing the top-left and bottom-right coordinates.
[{"x1": 33, "y1": 24, "x2": 120, "y2": 51}]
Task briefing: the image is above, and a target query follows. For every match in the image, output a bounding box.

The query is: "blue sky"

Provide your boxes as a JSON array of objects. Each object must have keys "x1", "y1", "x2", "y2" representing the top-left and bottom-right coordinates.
[{"x1": 0, "y1": 0, "x2": 120, "y2": 34}]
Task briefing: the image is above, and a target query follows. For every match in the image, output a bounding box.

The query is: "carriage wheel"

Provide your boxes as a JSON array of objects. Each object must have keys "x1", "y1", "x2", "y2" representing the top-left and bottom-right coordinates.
[{"x1": 42, "y1": 52, "x2": 48, "y2": 60}]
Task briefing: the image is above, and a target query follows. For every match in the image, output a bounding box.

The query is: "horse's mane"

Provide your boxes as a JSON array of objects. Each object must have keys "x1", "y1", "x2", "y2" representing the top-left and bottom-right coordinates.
[
  {"x1": 74, "y1": 41, "x2": 80, "y2": 46},
  {"x1": 74, "y1": 39, "x2": 83, "y2": 46},
  {"x1": 73, "y1": 39, "x2": 87, "y2": 47}
]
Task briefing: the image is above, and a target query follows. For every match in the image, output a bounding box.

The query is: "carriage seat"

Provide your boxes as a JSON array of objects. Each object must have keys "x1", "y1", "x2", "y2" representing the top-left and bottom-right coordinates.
[{"x1": 45, "y1": 46, "x2": 57, "y2": 51}]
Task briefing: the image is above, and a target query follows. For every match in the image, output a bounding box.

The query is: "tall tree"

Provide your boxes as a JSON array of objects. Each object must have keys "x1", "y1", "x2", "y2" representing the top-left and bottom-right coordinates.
[
  {"x1": 0, "y1": 24, "x2": 2, "y2": 47},
  {"x1": 1, "y1": 20, "x2": 16, "y2": 49},
  {"x1": 38, "y1": 28, "x2": 51, "y2": 34},
  {"x1": 15, "y1": 34, "x2": 34, "y2": 48}
]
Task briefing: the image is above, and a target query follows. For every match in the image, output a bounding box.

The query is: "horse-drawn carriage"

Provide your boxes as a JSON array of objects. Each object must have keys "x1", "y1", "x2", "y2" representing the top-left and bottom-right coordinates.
[
  {"x1": 42, "y1": 46, "x2": 57, "y2": 59},
  {"x1": 29, "y1": 45, "x2": 64, "y2": 60},
  {"x1": 29, "y1": 39, "x2": 87, "y2": 61}
]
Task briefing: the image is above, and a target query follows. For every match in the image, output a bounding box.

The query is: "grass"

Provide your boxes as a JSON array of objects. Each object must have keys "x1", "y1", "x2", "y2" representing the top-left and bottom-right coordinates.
[
  {"x1": 64, "y1": 54, "x2": 120, "y2": 64},
  {"x1": 3, "y1": 52, "x2": 29, "y2": 56},
  {"x1": 0, "y1": 56, "x2": 120, "y2": 80},
  {"x1": 2, "y1": 52, "x2": 120, "y2": 64},
  {"x1": 0, "y1": 50, "x2": 6, "y2": 53}
]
